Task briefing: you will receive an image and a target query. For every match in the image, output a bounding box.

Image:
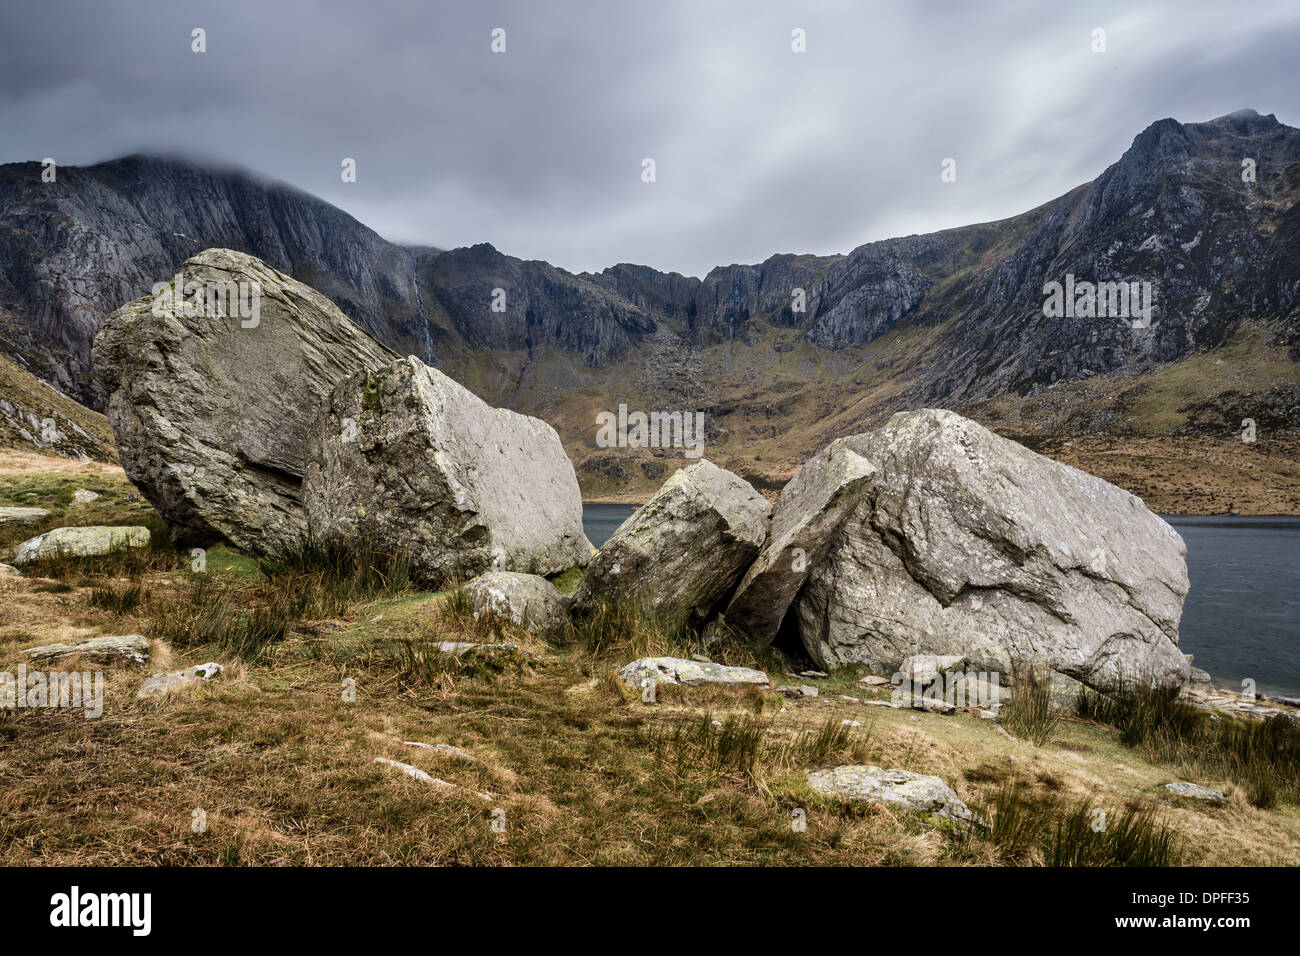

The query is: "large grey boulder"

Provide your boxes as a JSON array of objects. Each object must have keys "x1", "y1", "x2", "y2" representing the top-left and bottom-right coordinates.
[
  {"x1": 462, "y1": 571, "x2": 569, "y2": 634},
  {"x1": 790, "y1": 409, "x2": 1190, "y2": 692},
  {"x1": 570, "y1": 460, "x2": 770, "y2": 628},
  {"x1": 13, "y1": 525, "x2": 150, "y2": 565},
  {"x1": 303, "y1": 356, "x2": 589, "y2": 587},
  {"x1": 92, "y1": 248, "x2": 396, "y2": 557},
  {"x1": 726, "y1": 439, "x2": 875, "y2": 641}
]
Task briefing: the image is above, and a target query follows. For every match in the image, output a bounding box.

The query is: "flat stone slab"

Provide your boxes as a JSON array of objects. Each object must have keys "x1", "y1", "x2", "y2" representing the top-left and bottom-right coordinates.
[
  {"x1": 1165, "y1": 781, "x2": 1225, "y2": 802},
  {"x1": 373, "y1": 758, "x2": 491, "y2": 799},
  {"x1": 0, "y1": 507, "x2": 50, "y2": 525},
  {"x1": 619, "y1": 657, "x2": 770, "y2": 689},
  {"x1": 22, "y1": 635, "x2": 149, "y2": 667},
  {"x1": 423, "y1": 641, "x2": 541, "y2": 660},
  {"x1": 137, "y1": 662, "x2": 223, "y2": 698},
  {"x1": 778, "y1": 685, "x2": 819, "y2": 698},
  {"x1": 807, "y1": 765, "x2": 974, "y2": 825},
  {"x1": 13, "y1": 525, "x2": 150, "y2": 565}
]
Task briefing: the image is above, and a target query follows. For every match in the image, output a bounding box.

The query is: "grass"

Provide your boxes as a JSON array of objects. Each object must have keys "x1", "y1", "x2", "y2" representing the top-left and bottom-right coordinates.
[
  {"x1": 961, "y1": 783, "x2": 1183, "y2": 866},
  {"x1": 1002, "y1": 667, "x2": 1063, "y2": 745},
  {"x1": 1076, "y1": 681, "x2": 1300, "y2": 807}
]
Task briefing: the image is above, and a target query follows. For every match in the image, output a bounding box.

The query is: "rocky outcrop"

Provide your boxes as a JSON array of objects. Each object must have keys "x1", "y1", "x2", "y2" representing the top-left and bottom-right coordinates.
[
  {"x1": 784, "y1": 410, "x2": 1190, "y2": 692},
  {"x1": 303, "y1": 356, "x2": 589, "y2": 587},
  {"x1": 570, "y1": 460, "x2": 771, "y2": 628},
  {"x1": 13, "y1": 525, "x2": 150, "y2": 564},
  {"x1": 462, "y1": 571, "x2": 570, "y2": 634},
  {"x1": 618, "y1": 657, "x2": 770, "y2": 689},
  {"x1": 93, "y1": 248, "x2": 395, "y2": 557}
]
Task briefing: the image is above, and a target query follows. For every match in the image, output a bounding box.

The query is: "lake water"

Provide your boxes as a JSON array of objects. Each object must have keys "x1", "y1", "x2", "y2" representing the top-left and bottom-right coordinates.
[{"x1": 579, "y1": 505, "x2": 1300, "y2": 697}]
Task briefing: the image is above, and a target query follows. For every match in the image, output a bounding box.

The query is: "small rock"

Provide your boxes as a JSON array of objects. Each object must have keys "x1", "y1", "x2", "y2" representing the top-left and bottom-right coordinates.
[
  {"x1": 462, "y1": 571, "x2": 569, "y2": 634},
  {"x1": 0, "y1": 506, "x2": 50, "y2": 525},
  {"x1": 72, "y1": 488, "x2": 101, "y2": 504},
  {"x1": 373, "y1": 758, "x2": 442, "y2": 786},
  {"x1": 22, "y1": 635, "x2": 150, "y2": 667},
  {"x1": 13, "y1": 525, "x2": 150, "y2": 565},
  {"x1": 841, "y1": 719, "x2": 862, "y2": 727},
  {"x1": 777, "y1": 684, "x2": 819, "y2": 698},
  {"x1": 404, "y1": 742, "x2": 478, "y2": 762},
  {"x1": 799, "y1": 670, "x2": 829, "y2": 679},
  {"x1": 1164, "y1": 782, "x2": 1225, "y2": 802},
  {"x1": 858, "y1": 674, "x2": 890, "y2": 686},
  {"x1": 618, "y1": 657, "x2": 770, "y2": 689},
  {"x1": 0, "y1": 563, "x2": 22, "y2": 578},
  {"x1": 807, "y1": 765, "x2": 973, "y2": 825},
  {"x1": 137, "y1": 661, "x2": 223, "y2": 698}
]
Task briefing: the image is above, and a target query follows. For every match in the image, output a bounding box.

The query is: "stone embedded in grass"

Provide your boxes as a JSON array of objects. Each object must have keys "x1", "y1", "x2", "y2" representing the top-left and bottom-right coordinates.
[
  {"x1": 137, "y1": 661, "x2": 223, "y2": 698},
  {"x1": 462, "y1": 571, "x2": 569, "y2": 634},
  {"x1": 1165, "y1": 781, "x2": 1225, "y2": 802},
  {"x1": 0, "y1": 506, "x2": 50, "y2": 525},
  {"x1": 22, "y1": 635, "x2": 150, "y2": 667},
  {"x1": 807, "y1": 765, "x2": 974, "y2": 826},
  {"x1": 71, "y1": 488, "x2": 100, "y2": 504},
  {"x1": 424, "y1": 641, "x2": 541, "y2": 661},
  {"x1": 571, "y1": 460, "x2": 771, "y2": 629},
  {"x1": 0, "y1": 563, "x2": 21, "y2": 577},
  {"x1": 618, "y1": 657, "x2": 770, "y2": 689},
  {"x1": 12, "y1": 525, "x2": 150, "y2": 565},
  {"x1": 373, "y1": 758, "x2": 491, "y2": 799},
  {"x1": 777, "y1": 684, "x2": 818, "y2": 698},
  {"x1": 403, "y1": 742, "x2": 479, "y2": 762}
]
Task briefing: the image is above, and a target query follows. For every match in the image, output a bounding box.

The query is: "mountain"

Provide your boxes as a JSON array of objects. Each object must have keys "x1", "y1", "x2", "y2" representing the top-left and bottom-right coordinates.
[{"x1": 1, "y1": 110, "x2": 1298, "y2": 506}]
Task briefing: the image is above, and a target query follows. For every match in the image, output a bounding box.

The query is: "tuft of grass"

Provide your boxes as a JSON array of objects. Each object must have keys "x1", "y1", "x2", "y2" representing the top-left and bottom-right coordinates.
[
  {"x1": 89, "y1": 580, "x2": 145, "y2": 615},
  {"x1": 1077, "y1": 681, "x2": 1300, "y2": 805},
  {"x1": 965, "y1": 783, "x2": 1182, "y2": 866},
  {"x1": 1002, "y1": 667, "x2": 1062, "y2": 746}
]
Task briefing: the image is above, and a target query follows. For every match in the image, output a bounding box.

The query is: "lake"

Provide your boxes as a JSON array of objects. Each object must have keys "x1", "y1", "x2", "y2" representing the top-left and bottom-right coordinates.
[{"x1": 580, "y1": 505, "x2": 1300, "y2": 697}]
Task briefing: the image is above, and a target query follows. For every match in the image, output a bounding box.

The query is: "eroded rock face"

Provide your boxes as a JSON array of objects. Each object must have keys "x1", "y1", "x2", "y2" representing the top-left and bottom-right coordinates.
[
  {"x1": 303, "y1": 356, "x2": 589, "y2": 587},
  {"x1": 790, "y1": 410, "x2": 1190, "y2": 691},
  {"x1": 13, "y1": 525, "x2": 150, "y2": 565},
  {"x1": 571, "y1": 460, "x2": 770, "y2": 628},
  {"x1": 92, "y1": 248, "x2": 396, "y2": 557},
  {"x1": 463, "y1": 571, "x2": 569, "y2": 635}
]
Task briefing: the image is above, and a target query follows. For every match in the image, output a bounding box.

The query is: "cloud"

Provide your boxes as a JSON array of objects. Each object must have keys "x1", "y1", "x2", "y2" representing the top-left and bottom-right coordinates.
[{"x1": 1, "y1": 0, "x2": 1297, "y2": 276}]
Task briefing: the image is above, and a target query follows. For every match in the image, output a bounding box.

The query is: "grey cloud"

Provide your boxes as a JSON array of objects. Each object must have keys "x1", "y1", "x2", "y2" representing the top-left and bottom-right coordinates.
[{"x1": 1, "y1": 0, "x2": 1297, "y2": 276}]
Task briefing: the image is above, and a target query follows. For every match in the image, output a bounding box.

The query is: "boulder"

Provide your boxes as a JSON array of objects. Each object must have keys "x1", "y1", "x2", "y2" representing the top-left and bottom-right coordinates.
[
  {"x1": 21, "y1": 635, "x2": 150, "y2": 667},
  {"x1": 303, "y1": 356, "x2": 589, "y2": 587},
  {"x1": 618, "y1": 657, "x2": 770, "y2": 689},
  {"x1": 92, "y1": 248, "x2": 396, "y2": 557},
  {"x1": 790, "y1": 410, "x2": 1190, "y2": 692},
  {"x1": 570, "y1": 460, "x2": 770, "y2": 628},
  {"x1": 0, "y1": 507, "x2": 50, "y2": 525},
  {"x1": 726, "y1": 439, "x2": 875, "y2": 641},
  {"x1": 0, "y1": 563, "x2": 21, "y2": 577},
  {"x1": 462, "y1": 571, "x2": 569, "y2": 634},
  {"x1": 806, "y1": 765, "x2": 974, "y2": 825},
  {"x1": 137, "y1": 661, "x2": 223, "y2": 698},
  {"x1": 13, "y1": 525, "x2": 150, "y2": 565},
  {"x1": 1164, "y1": 782, "x2": 1225, "y2": 802}
]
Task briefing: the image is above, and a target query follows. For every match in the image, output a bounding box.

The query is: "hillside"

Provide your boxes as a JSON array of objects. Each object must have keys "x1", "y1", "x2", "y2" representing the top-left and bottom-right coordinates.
[{"x1": 1, "y1": 110, "x2": 1298, "y2": 503}]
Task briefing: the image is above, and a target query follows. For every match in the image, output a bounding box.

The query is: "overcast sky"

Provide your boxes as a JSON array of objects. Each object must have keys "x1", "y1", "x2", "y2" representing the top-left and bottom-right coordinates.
[{"x1": 2, "y1": 0, "x2": 1298, "y2": 277}]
